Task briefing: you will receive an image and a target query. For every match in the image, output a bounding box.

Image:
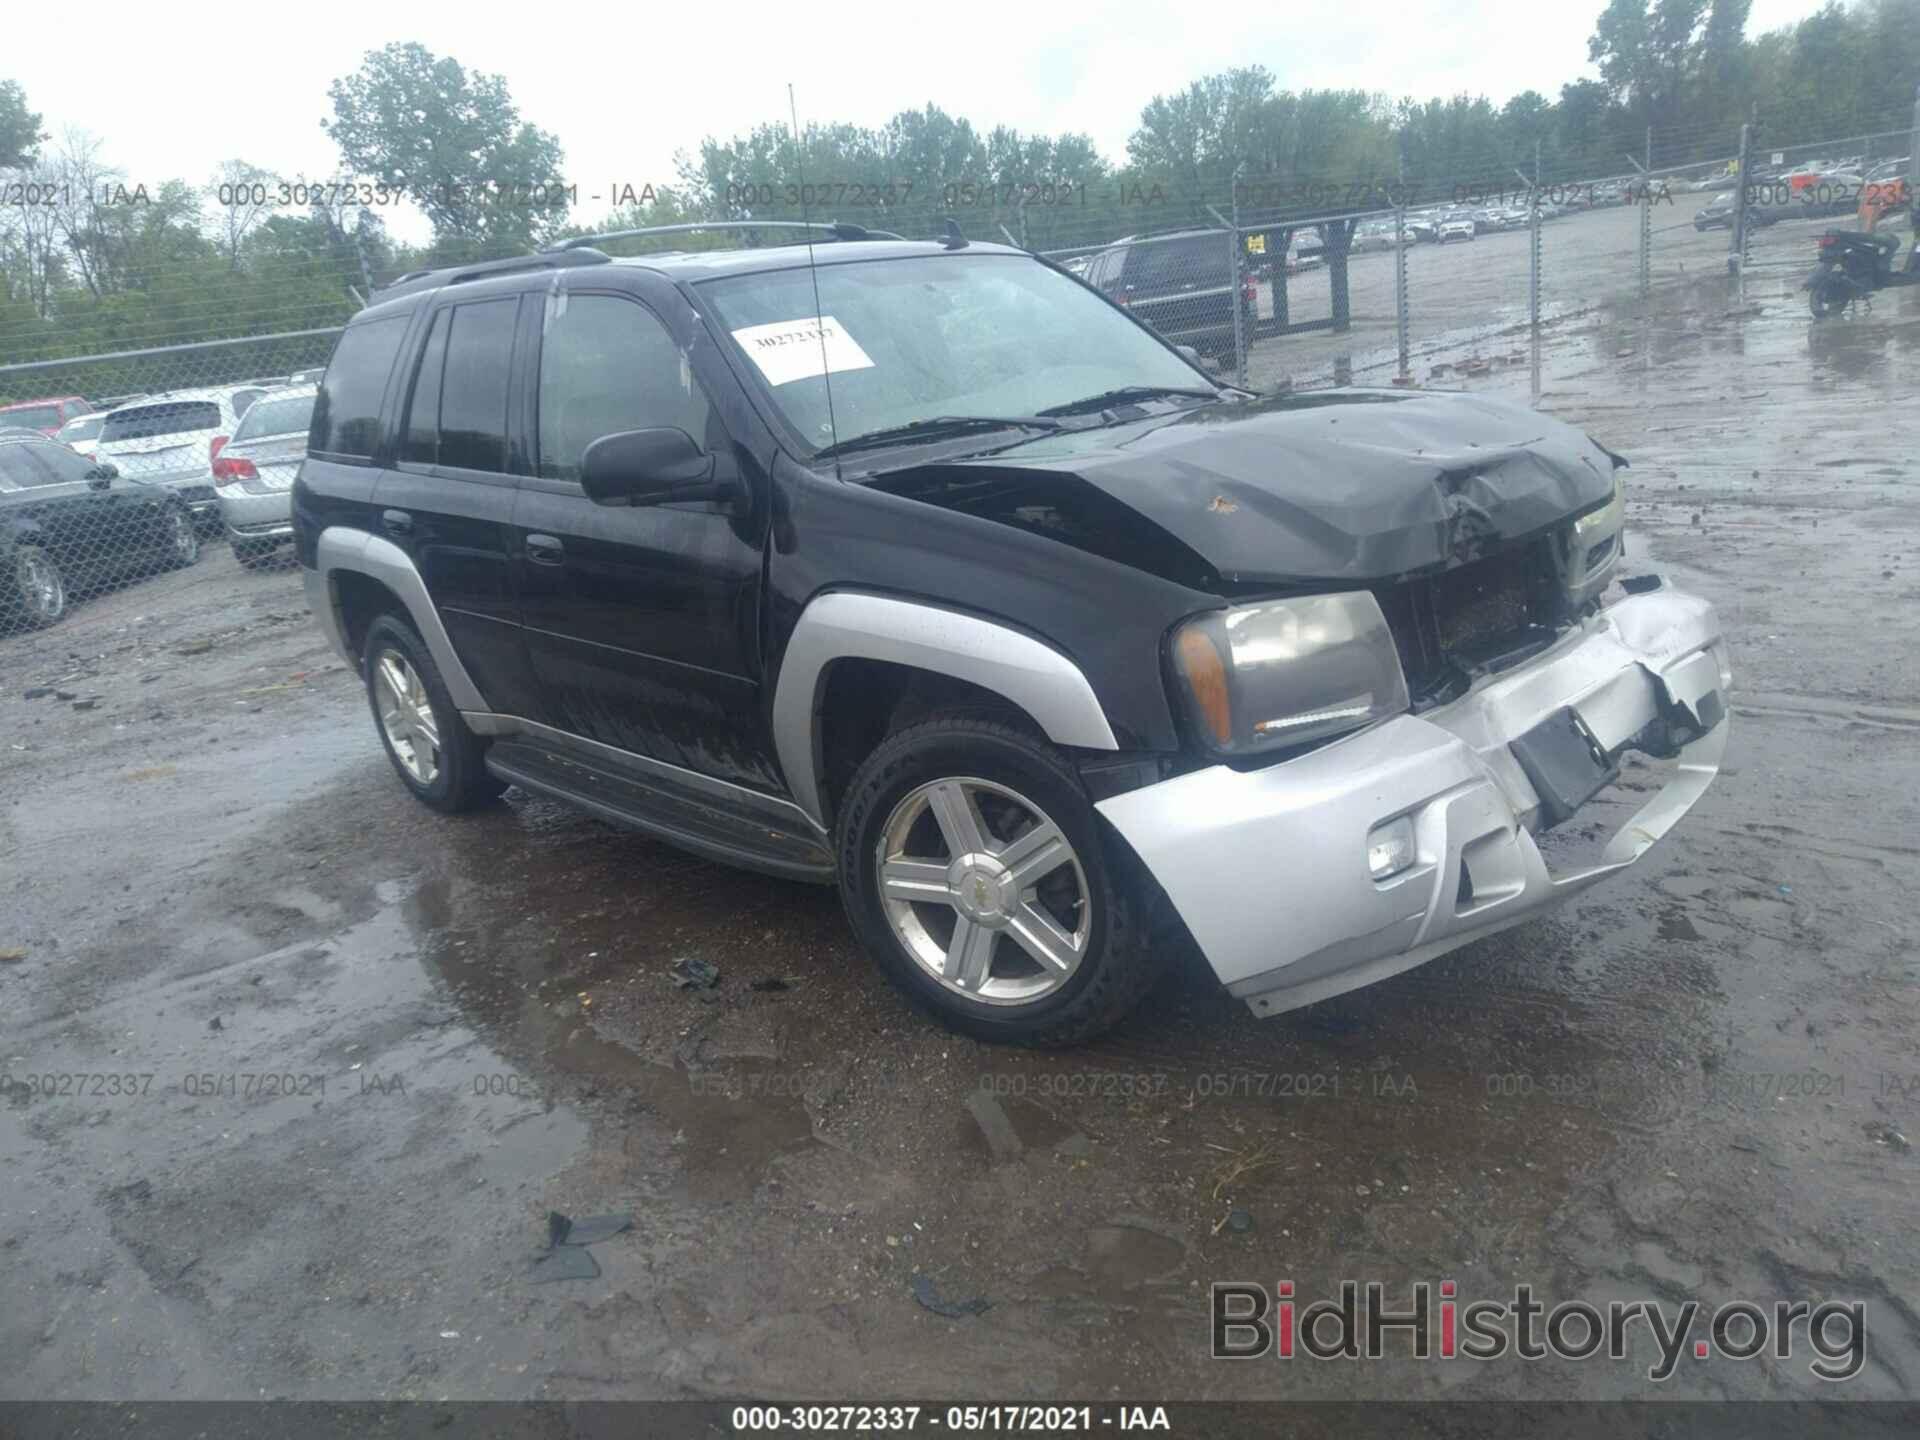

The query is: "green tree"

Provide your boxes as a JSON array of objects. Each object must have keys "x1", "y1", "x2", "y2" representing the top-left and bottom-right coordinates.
[
  {"x1": 323, "y1": 42, "x2": 567, "y2": 254},
  {"x1": 0, "y1": 79, "x2": 42, "y2": 170}
]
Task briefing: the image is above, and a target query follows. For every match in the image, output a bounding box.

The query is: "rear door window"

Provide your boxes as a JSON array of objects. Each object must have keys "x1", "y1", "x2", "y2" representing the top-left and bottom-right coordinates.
[
  {"x1": 434, "y1": 299, "x2": 518, "y2": 474},
  {"x1": 311, "y1": 316, "x2": 409, "y2": 460}
]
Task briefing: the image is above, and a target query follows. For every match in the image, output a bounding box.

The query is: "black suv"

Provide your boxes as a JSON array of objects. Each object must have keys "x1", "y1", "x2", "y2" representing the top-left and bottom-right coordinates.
[
  {"x1": 1083, "y1": 228, "x2": 1256, "y2": 361},
  {"x1": 296, "y1": 225, "x2": 1730, "y2": 1045},
  {"x1": 2, "y1": 434, "x2": 201, "y2": 630}
]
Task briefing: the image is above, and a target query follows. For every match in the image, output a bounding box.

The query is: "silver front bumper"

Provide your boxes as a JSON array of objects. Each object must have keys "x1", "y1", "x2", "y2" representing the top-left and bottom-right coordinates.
[{"x1": 1097, "y1": 583, "x2": 1729, "y2": 1017}]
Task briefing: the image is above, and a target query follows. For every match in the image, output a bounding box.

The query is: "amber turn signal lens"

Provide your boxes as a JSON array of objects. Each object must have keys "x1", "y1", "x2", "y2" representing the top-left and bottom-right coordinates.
[{"x1": 1176, "y1": 627, "x2": 1232, "y2": 745}]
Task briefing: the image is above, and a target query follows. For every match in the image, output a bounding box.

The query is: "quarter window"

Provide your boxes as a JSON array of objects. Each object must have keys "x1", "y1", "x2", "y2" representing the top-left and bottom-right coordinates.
[{"x1": 311, "y1": 316, "x2": 408, "y2": 459}]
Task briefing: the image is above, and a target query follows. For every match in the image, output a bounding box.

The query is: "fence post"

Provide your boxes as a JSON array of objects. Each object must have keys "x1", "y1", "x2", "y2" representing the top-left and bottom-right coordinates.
[
  {"x1": 1393, "y1": 195, "x2": 1409, "y2": 383},
  {"x1": 1730, "y1": 120, "x2": 1753, "y2": 286},
  {"x1": 1639, "y1": 126, "x2": 1652, "y2": 299},
  {"x1": 1910, "y1": 86, "x2": 1919, "y2": 232},
  {"x1": 1529, "y1": 141, "x2": 1543, "y2": 402},
  {"x1": 1229, "y1": 164, "x2": 1248, "y2": 388}
]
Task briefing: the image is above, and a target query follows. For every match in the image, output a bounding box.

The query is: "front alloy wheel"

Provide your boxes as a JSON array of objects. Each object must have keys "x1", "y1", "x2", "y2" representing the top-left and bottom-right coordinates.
[
  {"x1": 835, "y1": 714, "x2": 1165, "y2": 1046},
  {"x1": 877, "y1": 777, "x2": 1091, "y2": 1005}
]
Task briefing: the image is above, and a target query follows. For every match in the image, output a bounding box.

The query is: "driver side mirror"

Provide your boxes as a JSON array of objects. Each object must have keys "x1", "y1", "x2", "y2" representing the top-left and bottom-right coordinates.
[
  {"x1": 580, "y1": 428, "x2": 727, "y2": 507},
  {"x1": 86, "y1": 463, "x2": 118, "y2": 488}
]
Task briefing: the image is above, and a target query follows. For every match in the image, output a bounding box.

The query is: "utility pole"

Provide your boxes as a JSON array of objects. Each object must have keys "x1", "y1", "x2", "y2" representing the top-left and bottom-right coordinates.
[
  {"x1": 1393, "y1": 148, "x2": 1409, "y2": 384},
  {"x1": 1640, "y1": 125, "x2": 1653, "y2": 298}
]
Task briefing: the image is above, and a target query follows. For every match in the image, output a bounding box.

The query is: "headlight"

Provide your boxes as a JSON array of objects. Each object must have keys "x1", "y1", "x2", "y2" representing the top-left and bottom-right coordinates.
[{"x1": 1169, "y1": 592, "x2": 1410, "y2": 755}]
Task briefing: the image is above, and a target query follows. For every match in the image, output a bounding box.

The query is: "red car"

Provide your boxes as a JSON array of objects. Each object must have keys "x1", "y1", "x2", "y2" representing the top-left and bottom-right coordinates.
[{"x1": 0, "y1": 395, "x2": 94, "y2": 437}]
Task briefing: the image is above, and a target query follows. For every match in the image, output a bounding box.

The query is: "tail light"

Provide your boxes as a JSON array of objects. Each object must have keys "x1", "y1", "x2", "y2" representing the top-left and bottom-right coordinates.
[
  {"x1": 212, "y1": 454, "x2": 257, "y2": 483},
  {"x1": 1241, "y1": 274, "x2": 1257, "y2": 303},
  {"x1": 209, "y1": 435, "x2": 229, "y2": 464}
]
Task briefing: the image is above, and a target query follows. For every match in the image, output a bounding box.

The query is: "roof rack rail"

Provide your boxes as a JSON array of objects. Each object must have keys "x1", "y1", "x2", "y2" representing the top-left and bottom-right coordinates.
[
  {"x1": 544, "y1": 220, "x2": 903, "y2": 252},
  {"x1": 373, "y1": 248, "x2": 612, "y2": 301}
]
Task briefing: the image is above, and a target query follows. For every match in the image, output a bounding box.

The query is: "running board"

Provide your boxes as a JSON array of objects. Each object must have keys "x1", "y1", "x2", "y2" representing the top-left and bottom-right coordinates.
[{"x1": 485, "y1": 739, "x2": 836, "y2": 884}]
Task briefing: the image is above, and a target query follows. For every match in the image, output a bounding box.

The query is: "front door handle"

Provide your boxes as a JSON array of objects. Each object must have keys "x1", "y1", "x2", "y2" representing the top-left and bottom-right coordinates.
[
  {"x1": 381, "y1": 508, "x2": 413, "y2": 538},
  {"x1": 525, "y1": 533, "x2": 565, "y2": 566}
]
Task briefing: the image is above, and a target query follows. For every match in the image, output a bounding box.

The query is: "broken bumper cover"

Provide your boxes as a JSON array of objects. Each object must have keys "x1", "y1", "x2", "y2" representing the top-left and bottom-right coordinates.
[{"x1": 1097, "y1": 584, "x2": 1729, "y2": 1017}]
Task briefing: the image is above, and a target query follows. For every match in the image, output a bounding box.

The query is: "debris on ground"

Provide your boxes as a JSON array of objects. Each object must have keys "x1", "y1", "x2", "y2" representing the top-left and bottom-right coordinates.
[
  {"x1": 749, "y1": 976, "x2": 792, "y2": 992},
  {"x1": 208, "y1": 1016, "x2": 223, "y2": 1031},
  {"x1": 23, "y1": 687, "x2": 51, "y2": 701},
  {"x1": 670, "y1": 957, "x2": 721, "y2": 989},
  {"x1": 0, "y1": 948, "x2": 25, "y2": 963},
  {"x1": 910, "y1": 1271, "x2": 991, "y2": 1319},
  {"x1": 531, "y1": 1209, "x2": 635, "y2": 1282},
  {"x1": 548, "y1": 1211, "x2": 633, "y2": 1247}
]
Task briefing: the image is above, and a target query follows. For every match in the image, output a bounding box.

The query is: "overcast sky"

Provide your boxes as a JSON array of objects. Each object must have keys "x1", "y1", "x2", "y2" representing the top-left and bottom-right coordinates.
[{"x1": 9, "y1": 0, "x2": 1831, "y2": 241}]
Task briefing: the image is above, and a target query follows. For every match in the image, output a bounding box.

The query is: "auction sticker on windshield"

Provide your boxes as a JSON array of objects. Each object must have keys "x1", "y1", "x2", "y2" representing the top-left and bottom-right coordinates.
[{"x1": 730, "y1": 316, "x2": 875, "y2": 386}]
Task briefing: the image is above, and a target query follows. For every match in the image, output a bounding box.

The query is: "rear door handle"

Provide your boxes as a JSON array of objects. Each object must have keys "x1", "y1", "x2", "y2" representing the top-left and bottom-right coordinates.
[
  {"x1": 525, "y1": 533, "x2": 564, "y2": 566},
  {"x1": 381, "y1": 508, "x2": 413, "y2": 537}
]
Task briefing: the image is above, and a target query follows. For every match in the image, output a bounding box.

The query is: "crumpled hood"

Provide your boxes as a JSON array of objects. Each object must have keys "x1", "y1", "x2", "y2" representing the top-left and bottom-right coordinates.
[{"x1": 874, "y1": 389, "x2": 1621, "y2": 587}]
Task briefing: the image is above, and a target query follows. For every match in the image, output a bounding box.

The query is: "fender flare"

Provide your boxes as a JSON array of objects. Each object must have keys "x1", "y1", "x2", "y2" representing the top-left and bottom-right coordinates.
[
  {"x1": 309, "y1": 525, "x2": 487, "y2": 711},
  {"x1": 770, "y1": 591, "x2": 1119, "y2": 829}
]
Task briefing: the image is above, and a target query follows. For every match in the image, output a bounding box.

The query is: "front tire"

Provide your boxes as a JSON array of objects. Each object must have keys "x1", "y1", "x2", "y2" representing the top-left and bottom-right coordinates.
[
  {"x1": 834, "y1": 715, "x2": 1163, "y2": 1047},
  {"x1": 361, "y1": 612, "x2": 505, "y2": 813}
]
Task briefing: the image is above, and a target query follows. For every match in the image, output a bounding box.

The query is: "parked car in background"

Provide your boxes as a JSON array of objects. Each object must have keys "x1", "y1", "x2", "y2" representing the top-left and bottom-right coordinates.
[
  {"x1": 1438, "y1": 212, "x2": 1477, "y2": 243},
  {"x1": 55, "y1": 412, "x2": 107, "y2": 458},
  {"x1": 0, "y1": 396, "x2": 94, "y2": 437},
  {"x1": 0, "y1": 433, "x2": 200, "y2": 630},
  {"x1": 1086, "y1": 228, "x2": 1255, "y2": 363},
  {"x1": 1350, "y1": 220, "x2": 1398, "y2": 253},
  {"x1": 214, "y1": 384, "x2": 315, "y2": 568},
  {"x1": 94, "y1": 386, "x2": 261, "y2": 535},
  {"x1": 1693, "y1": 188, "x2": 1786, "y2": 231}
]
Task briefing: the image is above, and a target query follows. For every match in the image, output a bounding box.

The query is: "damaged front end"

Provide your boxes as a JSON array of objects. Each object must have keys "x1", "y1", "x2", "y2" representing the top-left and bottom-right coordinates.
[
  {"x1": 865, "y1": 387, "x2": 1720, "y2": 1016},
  {"x1": 1098, "y1": 578, "x2": 1728, "y2": 1016}
]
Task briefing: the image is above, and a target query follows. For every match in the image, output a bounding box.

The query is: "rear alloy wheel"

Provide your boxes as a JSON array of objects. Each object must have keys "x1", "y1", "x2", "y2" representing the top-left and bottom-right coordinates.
[
  {"x1": 164, "y1": 507, "x2": 200, "y2": 568},
  {"x1": 836, "y1": 714, "x2": 1164, "y2": 1046},
  {"x1": 12, "y1": 546, "x2": 67, "y2": 629},
  {"x1": 1808, "y1": 275, "x2": 1852, "y2": 319},
  {"x1": 360, "y1": 612, "x2": 505, "y2": 814}
]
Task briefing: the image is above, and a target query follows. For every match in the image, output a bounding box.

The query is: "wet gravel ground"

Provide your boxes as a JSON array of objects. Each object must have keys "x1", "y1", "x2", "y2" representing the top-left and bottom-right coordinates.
[{"x1": 2, "y1": 209, "x2": 1917, "y2": 1408}]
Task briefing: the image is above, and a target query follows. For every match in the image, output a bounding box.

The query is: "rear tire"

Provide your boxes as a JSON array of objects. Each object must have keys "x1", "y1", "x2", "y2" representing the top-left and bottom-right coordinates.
[
  {"x1": 1809, "y1": 275, "x2": 1850, "y2": 319},
  {"x1": 163, "y1": 506, "x2": 200, "y2": 569},
  {"x1": 234, "y1": 541, "x2": 277, "y2": 570},
  {"x1": 834, "y1": 714, "x2": 1164, "y2": 1047},
  {"x1": 9, "y1": 545, "x2": 67, "y2": 630},
  {"x1": 361, "y1": 612, "x2": 506, "y2": 814}
]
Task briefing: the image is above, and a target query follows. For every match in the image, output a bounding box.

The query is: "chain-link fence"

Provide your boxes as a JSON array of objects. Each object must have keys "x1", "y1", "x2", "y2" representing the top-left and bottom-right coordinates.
[{"x1": 2, "y1": 105, "x2": 1914, "y2": 638}]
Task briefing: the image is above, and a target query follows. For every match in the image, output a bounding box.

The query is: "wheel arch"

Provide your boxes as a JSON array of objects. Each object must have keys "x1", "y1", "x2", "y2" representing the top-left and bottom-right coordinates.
[
  {"x1": 772, "y1": 591, "x2": 1119, "y2": 831},
  {"x1": 309, "y1": 526, "x2": 486, "y2": 710}
]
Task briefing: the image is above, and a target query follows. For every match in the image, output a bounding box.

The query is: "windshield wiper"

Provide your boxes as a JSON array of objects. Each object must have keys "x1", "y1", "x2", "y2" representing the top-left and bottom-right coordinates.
[
  {"x1": 1035, "y1": 385, "x2": 1222, "y2": 418},
  {"x1": 813, "y1": 414, "x2": 1064, "y2": 460}
]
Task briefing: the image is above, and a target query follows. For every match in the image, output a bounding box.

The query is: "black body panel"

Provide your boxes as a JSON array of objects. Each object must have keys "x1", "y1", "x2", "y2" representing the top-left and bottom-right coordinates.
[{"x1": 762, "y1": 454, "x2": 1217, "y2": 754}]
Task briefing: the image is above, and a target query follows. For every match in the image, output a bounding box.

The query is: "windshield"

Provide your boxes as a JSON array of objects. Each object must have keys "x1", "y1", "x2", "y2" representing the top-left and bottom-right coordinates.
[
  {"x1": 100, "y1": 400, "x2": 222, "y2": 443},
  {"x1": 233, "y1": 393, "x2": 316, "y2": 442},
  {"x1": 699, "y1": 253, "x2": 1212, "y2": 453},
  {"x1": 1, "y1": 403, "x2": 62, "y2": 428}
]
